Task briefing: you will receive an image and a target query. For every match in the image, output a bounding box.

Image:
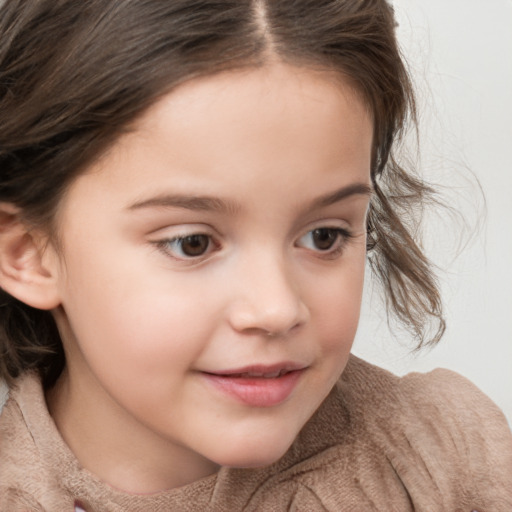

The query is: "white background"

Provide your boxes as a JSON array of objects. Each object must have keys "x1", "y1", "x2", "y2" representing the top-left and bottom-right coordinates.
[{"x1": 353, "y1": 0, "x2": 512, "y2": 423}]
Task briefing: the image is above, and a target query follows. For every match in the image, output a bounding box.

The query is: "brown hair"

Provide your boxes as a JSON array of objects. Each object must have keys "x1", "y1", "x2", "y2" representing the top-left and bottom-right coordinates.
[{"x1": 0, "y1": 0, "x2": 444, "y2": 387}]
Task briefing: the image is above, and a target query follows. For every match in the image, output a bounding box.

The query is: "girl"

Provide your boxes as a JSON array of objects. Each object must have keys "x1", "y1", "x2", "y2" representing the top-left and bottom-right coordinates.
[{"x1": 0, "y1": 0, "x2": 510, "y2": 510}]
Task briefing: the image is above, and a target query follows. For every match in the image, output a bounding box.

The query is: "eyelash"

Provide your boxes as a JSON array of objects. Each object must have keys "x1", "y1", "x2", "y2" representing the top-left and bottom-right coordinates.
[
  {"x1": 155, "y1": 233, "x2": 217, "y2": 260},
  {"x1": 295, "y1": 227, "x2": 354, "y2": 259},
  {"x1": 154, "y1": 227, "x2": 354, "y2": 261}
]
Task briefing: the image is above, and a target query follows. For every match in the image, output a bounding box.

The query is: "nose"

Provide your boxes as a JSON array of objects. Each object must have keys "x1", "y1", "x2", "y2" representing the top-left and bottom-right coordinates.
[{"x1": 227, "y1": 253, "x2": 309, "y2": 337}]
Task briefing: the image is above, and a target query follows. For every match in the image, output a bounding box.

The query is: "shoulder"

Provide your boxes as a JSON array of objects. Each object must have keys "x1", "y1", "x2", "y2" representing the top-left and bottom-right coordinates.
[
  {"x1": 0, "y1": 375, "x2": 44, "y2": 503},
  {"x1": 0, "y1": 373, "x2": 69, "y2": 511},
  {"x1": 0, "y1": 378, "x2": 7, "y2": 415},
  {"x1": 348, "y1": 357, "x2": 512, "y2": 488},
  {"x1": 394, "y1": 363, "x2": 512, "y2": 504},
  {"x1": 0, "y1": 374, "x2": 40, "y2": 459},
  {"x1": 395, "y1": 363, "x2": 512, "y2": 456},
  {"x1": 339, "y1": 354, "x2": 511, "y2": 440},
  {"x1": 389, "y1": 360, "x2": 512, "y2": 475},
  {"x1": 342, "y1": 355, "x2": 511, "y2": 434},
  {"x1": 340, "y1": 357, "x2": 512, "y2": 509}
]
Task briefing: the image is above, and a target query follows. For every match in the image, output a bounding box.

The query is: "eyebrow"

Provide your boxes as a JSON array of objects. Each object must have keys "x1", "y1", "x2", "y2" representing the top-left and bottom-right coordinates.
[
  {"x1": 308, "y1": 182, "x2": 373, "y2": 210},
  {"x1": 127, "y1": 194, "x2": 240, "y2": 215},
  {"x1": 127, "y1": 182, "x2": 372, "y2": 214}
]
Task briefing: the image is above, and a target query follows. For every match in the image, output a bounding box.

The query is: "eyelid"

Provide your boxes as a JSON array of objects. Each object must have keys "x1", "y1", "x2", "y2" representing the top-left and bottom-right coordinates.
[
  {"x1": 149, "y1": 225, "x2": 221, "y2": 262},
  {"x1": 295, "y1": 225, "x2": 354, "y2": 258},
  {"x1": 154, "y1": 234, "x2": 219, "y2": 261}
]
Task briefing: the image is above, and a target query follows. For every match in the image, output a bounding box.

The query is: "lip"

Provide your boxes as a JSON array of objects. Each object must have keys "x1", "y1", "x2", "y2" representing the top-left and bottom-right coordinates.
[{"x1": 201, "y1": 363, "x2": 306, "y2": 407}]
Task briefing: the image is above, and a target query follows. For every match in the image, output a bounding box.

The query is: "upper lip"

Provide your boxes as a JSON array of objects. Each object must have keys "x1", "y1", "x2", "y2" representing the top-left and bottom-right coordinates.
[{"x1": 203, "y1": 362, "x2": 307, "y2": 378}]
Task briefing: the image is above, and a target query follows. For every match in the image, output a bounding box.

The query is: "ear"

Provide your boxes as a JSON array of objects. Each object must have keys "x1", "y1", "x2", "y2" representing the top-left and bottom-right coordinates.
[{"x1": 0, "y1": 204, "x2": 61, "y2": 310}]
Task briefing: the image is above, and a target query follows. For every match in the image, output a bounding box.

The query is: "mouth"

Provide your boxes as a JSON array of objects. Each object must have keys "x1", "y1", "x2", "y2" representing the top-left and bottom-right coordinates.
[
  {"x1": 201, "y1": 363, "x2": 306, "y2": 407},
  {"x1": 206, "y1": 369, "x2": 298, "y2": 379},
  {"x1": 205, "y1": 362, "x2": 306, "y2": 378}
]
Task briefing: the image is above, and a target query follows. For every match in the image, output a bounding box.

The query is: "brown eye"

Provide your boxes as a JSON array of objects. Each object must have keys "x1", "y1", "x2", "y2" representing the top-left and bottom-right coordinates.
[
  {"x1": 296, "y1": 227, "x2": 352, "y2": 255},
  {"x1": 311, "y1": 228, "x2": 339, "y2": 250},
  {"x1": 160, "y1": 234, "x2": 212, "y2": 259},
  {"x1": 178, "y1": 235, "x2": 210, "y2": 256}
]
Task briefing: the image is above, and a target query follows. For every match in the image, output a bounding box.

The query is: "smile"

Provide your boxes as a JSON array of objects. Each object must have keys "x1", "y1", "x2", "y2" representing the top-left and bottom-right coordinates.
[
  {"x1": 202, "y1": 364, "x2": 306, "y2": 407},
  {"x1": 217, "y1": 368, "x2": 291, "y2": 378}
]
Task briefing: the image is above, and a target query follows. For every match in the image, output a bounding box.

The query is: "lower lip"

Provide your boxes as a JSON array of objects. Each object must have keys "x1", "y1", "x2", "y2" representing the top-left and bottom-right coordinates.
[{"x1": 203, "y1": 370, "x2": 304, "y2": 407}]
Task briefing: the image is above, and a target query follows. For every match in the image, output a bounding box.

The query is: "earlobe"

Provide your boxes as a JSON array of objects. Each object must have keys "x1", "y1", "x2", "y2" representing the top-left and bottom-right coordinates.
[{"x1": 0, "y1": 204, "x2": 61, "y2": 310}]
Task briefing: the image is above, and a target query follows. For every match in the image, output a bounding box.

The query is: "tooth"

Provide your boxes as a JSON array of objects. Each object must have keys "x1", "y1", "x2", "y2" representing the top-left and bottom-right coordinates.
[
  {"x1": 238, "y1": 371, "x2": 281, "y2": 378},
  {"x1": 232, "y1": 370, "x2": 287, "y2": 378}
]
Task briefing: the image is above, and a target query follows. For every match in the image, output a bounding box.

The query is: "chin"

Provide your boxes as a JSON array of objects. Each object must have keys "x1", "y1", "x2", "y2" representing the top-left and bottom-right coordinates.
[
  {"x1": 209, "y1": 426, "x2": 299, "y2": 469},
  {"x1": 220, "y1": 448, "x2": 291, "y2": 470}
]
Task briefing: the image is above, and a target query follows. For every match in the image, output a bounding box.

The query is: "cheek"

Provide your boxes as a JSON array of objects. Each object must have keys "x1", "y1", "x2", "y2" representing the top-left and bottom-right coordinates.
[
  {"x1": 58, "y1": 249, "x2": 221, "y2": 379},
  {"x1": 58, "y1": 282, "x2": 217, "y2": 420},
  {"x1": 69, "y1": 287, "x2": 214, "y2": 368},
  {"x1": 310, "y1": 257, "x2": 366, "y2": 354}
]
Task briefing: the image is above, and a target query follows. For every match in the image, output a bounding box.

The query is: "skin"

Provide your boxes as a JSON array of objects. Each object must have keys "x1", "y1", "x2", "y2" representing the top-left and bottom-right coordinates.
[{"x1": 44, "y1": 63, "x2": 373, "y2": 493}]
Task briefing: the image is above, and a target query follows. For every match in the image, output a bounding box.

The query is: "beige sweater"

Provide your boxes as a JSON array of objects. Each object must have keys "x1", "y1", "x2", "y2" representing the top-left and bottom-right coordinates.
[{"x1": 1, "y1": 356, "x2": 511, "y2": 511}]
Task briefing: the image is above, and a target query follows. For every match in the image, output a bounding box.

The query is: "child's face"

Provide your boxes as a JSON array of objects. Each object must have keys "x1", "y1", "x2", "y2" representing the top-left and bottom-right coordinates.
[{"x1": 48, "y1": 63, "x2": 372, "y2": 488}]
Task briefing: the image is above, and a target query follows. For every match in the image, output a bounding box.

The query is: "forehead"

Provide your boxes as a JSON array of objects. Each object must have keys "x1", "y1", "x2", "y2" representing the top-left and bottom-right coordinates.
[
  {"x1": 133, "y1": 63, "x2": 372, "y2": 146},
  {"x1": 57, "y1": 63, "x2": 373, "y2": 224},
  {"x1": 116, "y1": 64, "x2": 371, "y2": 175}
]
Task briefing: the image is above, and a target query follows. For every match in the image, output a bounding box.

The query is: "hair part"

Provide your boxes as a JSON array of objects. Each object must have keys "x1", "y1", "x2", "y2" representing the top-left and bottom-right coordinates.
[{"x1": 0, "y1": 0, "x2": 444, "y2": 387}]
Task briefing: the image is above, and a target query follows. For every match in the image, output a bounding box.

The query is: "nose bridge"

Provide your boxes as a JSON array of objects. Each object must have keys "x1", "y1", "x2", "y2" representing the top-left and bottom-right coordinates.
[{"x1": 228, "y1": 245, "x2": 308, "y2": 335}]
